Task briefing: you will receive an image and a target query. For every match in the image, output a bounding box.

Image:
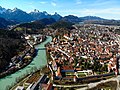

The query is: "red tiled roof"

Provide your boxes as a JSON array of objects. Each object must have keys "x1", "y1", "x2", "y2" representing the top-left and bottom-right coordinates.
[
  {"x1": 62, "y1": 66, "x2": 74, "y2": 70},
  {"x1": 46, "y1": 83, "x2": 53, "y2": 90}
]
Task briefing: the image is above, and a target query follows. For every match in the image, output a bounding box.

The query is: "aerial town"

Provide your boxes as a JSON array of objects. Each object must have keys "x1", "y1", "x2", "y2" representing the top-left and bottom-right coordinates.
[
  {"x1": 8, "y1": 24, "x2": 120, "y2": 90},
  {"x1": 0, "y1": 1, "x2": 120, "y2": 89},
  {"x1": 46, "y1": 24, "x2": 120, "y2": 89}
]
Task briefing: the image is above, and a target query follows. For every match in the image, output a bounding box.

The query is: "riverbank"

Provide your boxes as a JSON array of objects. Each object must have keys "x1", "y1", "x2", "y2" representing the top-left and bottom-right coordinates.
[
  {"x1": 0, "y1": 36, "x2": 52, "y2": 90},
  {"x1": 10, "y1": 65, "x2": 51, "y2": 90},
  {"x1": 0, "y1": 48, "x2": 36, "y2": 79},
  {"x1": 0, "y1": 35, "x2": 47, "y2": 79}
]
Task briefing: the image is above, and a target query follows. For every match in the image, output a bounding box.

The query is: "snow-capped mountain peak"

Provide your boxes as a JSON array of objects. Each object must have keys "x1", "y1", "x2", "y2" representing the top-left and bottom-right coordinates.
[
  {"x1": 42, "y1": 11, "x2": 49, "y2": 15},
  {"x1": 12, "y1": 7, "x2": 20, "y2": 12},
  {"x1": 0, "y1": 6, "x2": 6, "y2": 14}
]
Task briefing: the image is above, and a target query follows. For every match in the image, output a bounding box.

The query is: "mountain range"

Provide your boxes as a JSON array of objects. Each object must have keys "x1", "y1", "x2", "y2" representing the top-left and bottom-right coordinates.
[
  {"x1": 0, "y1": 6, "x2": 62, "y2": 22},
  {"x1": 0, "y1": 6, "x2": 118, "y2": 29}
]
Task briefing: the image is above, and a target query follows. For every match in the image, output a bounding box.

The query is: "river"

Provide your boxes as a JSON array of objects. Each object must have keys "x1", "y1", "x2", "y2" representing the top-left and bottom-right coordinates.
[{"x1": 0, "y1": 36, "x2": 52, "y2": 90}]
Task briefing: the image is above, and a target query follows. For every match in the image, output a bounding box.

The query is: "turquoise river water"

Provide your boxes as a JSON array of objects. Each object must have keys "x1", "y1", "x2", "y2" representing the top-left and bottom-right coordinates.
[{"x1": 0, "y1": 36, "x2": 52, "y2": 90}]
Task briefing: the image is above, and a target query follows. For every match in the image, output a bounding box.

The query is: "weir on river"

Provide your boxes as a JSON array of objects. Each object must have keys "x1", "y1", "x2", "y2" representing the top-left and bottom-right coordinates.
[{"x1": 0, "y1": 36, "x2": 52, "y2": 90}]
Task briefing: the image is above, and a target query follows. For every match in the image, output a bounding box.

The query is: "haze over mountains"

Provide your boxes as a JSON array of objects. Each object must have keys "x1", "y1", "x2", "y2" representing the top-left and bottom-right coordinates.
[
  {"x1": 0, "y1": 6, "x2": 120, "y2": 29},
  {"x1": 0, "y1": 6, "x2": 106, "y2": 21}
]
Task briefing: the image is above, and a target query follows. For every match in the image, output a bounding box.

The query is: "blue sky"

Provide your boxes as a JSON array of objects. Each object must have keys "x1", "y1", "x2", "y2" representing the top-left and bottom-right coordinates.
[{"x1": 0, "y1": 0, "x2": 120, "y2": 19}]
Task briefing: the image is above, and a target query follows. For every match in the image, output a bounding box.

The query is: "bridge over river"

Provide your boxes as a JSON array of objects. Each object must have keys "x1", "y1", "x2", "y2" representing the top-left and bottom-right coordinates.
[{"x1": 0, "y1": 36, "x2": 52, "y2": 90}]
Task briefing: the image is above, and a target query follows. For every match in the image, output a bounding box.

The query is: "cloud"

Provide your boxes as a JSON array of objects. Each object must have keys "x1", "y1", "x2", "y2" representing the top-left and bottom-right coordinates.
[
  {"x1": 90, "y1": 0, "x2": 116, "y2": 6},
  {"x1": 51, "y1": 2, "x2": 57, "y2": 6},
  {"x1": 59, "y1": 8, "x2": 120, "y2": 15},
  {"x1": 40, "y1": 1, "x2": 47, "y2": 4},
  {"x1": 27, "y1": 1, "x2": 34, "y2": 5},
  {"x1": 76, "y1": 0, "x2": 82, "y2": 5},
  {"x1": 80, "y1": 8, "x2": 120, "y2": 15},
  {"x1": 57, "y1": 8, "x2": 120, "y2": 19}
]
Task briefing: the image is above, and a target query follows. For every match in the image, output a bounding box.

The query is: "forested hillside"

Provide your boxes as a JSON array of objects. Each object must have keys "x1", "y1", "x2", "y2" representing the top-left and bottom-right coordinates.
[{"x1": 0, "y1": 29, "x2": 25, "y2": 71}]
